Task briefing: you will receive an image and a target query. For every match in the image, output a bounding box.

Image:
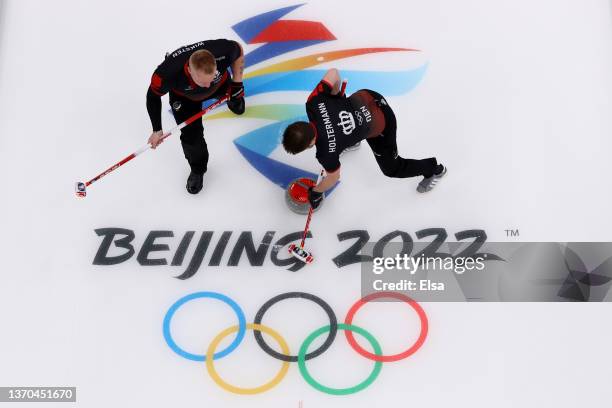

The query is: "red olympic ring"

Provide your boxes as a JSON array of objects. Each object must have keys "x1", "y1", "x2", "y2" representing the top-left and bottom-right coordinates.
[{"x1": 344, "y1": 292, "x2": 428, "y2": 362}]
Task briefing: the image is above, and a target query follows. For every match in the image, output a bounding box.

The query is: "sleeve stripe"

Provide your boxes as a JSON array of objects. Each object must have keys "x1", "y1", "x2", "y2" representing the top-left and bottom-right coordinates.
[
  {"x1": 307, "y1": 79, "x2": 334, "y2": 102},
  {"x1": 150, "y1": 73, "x2": 166, "y2": 95},
  {"x1": 149, "y1": 86, "x2": 164, "y2": 96}
]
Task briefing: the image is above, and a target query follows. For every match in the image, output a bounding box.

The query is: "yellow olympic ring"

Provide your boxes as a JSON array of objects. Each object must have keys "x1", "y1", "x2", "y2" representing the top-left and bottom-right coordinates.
[{"x1": 205, "y1": 323, "x2": 290, "y2": 394}]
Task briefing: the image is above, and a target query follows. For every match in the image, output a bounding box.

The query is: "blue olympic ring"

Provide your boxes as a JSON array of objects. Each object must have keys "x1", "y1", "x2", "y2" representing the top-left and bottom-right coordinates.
[{"x1": 163, "y1": 292, "x2": 247, "y2": 361}]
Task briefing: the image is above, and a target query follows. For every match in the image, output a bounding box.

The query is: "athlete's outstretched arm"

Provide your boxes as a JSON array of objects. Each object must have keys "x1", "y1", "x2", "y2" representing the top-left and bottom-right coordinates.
[
  {"x1": 231, "y1": 42, "x2": 245, "y2": 82},
  {"x1": 321, "y1": 68, "x2": 341, "y2": 95},
  {"x1": 313, "y1": 168, "x2": 340, "y2": 193},
  {"x1": 146, "y1": 73, "x2": 170, "y2": 148}
]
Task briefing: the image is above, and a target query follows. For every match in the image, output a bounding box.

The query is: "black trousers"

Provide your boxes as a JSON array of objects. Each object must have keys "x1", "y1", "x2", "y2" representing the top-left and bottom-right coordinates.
[
  {"x1": 169, "y1": 82, "x2": 230, "y2": 175},
  {"x1": 364, "y1": 90, "x2": 438, "y2": 179}
]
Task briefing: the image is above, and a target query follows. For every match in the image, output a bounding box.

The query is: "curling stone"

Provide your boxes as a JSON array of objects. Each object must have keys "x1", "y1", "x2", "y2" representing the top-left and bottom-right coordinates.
[{"x1": 285, "y1": 177, "x2": 324, "y2": 214}]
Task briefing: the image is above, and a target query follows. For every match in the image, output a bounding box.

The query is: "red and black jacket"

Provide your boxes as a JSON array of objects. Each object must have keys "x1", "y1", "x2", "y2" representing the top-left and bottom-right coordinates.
[{"x1": 146, "y1": 39, "x2": 241, "y2": 131}]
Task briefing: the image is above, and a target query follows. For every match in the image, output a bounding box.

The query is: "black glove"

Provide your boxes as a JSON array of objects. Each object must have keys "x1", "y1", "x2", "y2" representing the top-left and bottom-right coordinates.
[
  {"x1": 307, "y1": 187, "x2": 324, "y2": 209},
  {"x1": 228, "y1": 81, "x2": 244, "y2": 100}
]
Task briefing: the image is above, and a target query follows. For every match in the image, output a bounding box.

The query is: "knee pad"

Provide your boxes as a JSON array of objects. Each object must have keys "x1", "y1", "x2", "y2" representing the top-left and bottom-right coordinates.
[{"x1": 180, "y1": 126, "x2": 204, "y2": 145}]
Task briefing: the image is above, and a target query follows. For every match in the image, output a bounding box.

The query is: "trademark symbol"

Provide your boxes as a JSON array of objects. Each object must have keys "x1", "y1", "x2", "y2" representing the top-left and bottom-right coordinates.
[{"x1": 505, "y1": 229, "x2": 519, "y2": 237}]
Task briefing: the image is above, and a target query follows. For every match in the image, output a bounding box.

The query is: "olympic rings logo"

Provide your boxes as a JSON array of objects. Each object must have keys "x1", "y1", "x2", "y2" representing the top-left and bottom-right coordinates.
[{"x1": 163, "y1": 291, "x2": 428, "y2": 395}]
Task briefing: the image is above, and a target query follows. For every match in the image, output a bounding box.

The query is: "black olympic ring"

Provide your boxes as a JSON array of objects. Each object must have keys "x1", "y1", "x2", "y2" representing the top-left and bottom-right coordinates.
[{"x1": 253, "y1": 292, "x2": 338, "y2": 362}]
